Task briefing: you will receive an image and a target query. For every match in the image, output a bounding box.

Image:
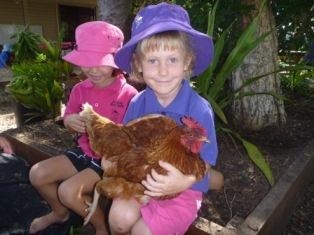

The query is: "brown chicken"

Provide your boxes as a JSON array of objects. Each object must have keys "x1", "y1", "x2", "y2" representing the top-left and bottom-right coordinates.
[
  {"x1": 80, "y1": 103, "x2": 178, "y2": 158},
  {"x1": 80, "y1": 103, "x2": 208, "y2": 225}
]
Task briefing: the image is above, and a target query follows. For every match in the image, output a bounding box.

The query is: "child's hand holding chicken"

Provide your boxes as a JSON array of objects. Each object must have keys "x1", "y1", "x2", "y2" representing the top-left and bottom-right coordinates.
[
  {"x1": 63, "y1": 113, "x2": 86, "y2": 133},
  {"x1": 142, "y1": 160, "x2": 197, "y2": 198}
]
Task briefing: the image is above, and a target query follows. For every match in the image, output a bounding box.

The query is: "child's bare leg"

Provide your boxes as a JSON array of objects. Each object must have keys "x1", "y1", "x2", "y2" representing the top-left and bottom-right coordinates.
[
  {"x1": 209, "y1": 168, "x2": 224, "y2": 190},
  {"x1": 29, "y1": 212, "x2": 69, "y2": 234},
  {"x1": 109, "y1": 198, "x2": 141, "y2": 235},
  {"x1": 58, "y1": 168, "x2": 108, "y2": 235},
  {"x1": 29, "y1": 155, "x2": 77, "y2": 233},
  {"x1": 131, "y1": 218, "x2": 152, "y2": 235}
]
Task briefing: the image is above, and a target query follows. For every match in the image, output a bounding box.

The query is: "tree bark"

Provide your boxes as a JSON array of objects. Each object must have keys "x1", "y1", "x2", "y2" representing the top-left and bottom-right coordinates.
[
  {"x1": 231, "y1": 0, "x2": 286, "y2": 131},
  {"x1": 97, "y1": 0, "x2": 132, "y2": 40}
]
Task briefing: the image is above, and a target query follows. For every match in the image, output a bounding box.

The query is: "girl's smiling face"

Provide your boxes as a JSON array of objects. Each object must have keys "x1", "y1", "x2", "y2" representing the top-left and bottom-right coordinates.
[
  {"x1": 81, "y1": 66, "x2": 115, "y2": 88},
  {"x1": 138, "y1": 48, "x2": 190, "y2": 106},
  {"x1": 133, "y1": 31, "x2": 194, "y2": 107}
]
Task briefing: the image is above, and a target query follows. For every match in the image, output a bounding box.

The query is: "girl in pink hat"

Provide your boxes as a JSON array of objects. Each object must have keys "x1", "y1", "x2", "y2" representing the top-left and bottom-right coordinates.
[
  {"x1": 28, "y1": 21, "x2": 138, "y2": 235},
  {"x1": 109, "y1": 2, "x2": 224, "y2": 235}
]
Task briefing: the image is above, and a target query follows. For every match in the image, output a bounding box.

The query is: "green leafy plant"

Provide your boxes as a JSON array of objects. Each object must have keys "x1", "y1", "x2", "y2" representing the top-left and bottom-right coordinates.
[
  {"x1": 279, "y1": 59, "x2": 314, "y2": 99},
  {"x1": 6, "y1": 61, "x2": 64, "y2": 119},
  {"x1": 194, "y1": 0, "x2": 275, "y2": 185},
  {"x1": 39, "y1": 28, "x2": 73, "y2": 85},
  {"x1": 6, "y1": 28, "x2": 72, "y2": 123},
  {"x1": 10, "y1": 26, "x2": 41, "y2": 64}
]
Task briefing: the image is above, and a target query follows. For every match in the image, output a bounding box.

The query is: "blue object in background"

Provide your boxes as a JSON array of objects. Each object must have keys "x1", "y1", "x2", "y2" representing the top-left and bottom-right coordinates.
[
  {"x1": 0, "y1": 44, "x2": 12, "y2": 68},
  {"x1": 304, "y1": 42, "x2": 314, "y2": 64}
]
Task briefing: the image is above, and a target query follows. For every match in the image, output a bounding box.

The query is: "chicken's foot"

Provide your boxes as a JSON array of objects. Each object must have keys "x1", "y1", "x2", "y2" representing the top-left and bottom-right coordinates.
[{"x1": 84, "y1": 188, "x2": 100, "y2": 226}]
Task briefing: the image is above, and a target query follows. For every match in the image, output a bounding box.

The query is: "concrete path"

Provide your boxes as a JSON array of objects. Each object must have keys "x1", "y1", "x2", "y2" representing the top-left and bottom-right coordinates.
[{"x1": 0, "y1": 68, "x2": 12, "y2": 83}]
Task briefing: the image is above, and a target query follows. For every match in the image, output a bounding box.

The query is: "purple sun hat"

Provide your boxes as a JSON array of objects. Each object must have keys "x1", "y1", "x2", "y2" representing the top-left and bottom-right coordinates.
[
  {"x1": 63, "y1": 21, "x2": 124, "y2": 68},
  {"x1": 114, "y1": 2, "x2": 214, "y2": 76}
]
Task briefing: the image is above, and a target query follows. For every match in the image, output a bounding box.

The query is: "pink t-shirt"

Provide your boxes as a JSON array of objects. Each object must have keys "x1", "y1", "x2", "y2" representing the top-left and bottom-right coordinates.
[{"x1": 63, "y1": 74, "x2": 138, "y2": 158}]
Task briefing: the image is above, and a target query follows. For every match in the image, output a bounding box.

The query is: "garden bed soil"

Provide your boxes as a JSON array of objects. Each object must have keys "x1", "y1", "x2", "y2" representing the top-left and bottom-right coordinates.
[
  {"x1": 0, "y1": 84, "x2": 313, "y2": 234},
  {"x1": 200, "y1": 97, "x2": 314, "y2": 228}
]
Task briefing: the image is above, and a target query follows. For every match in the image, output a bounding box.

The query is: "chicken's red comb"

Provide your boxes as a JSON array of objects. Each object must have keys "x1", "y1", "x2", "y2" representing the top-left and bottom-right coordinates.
[{"x1": 181, "y1": 116, "x2": 207, "y2": 136}]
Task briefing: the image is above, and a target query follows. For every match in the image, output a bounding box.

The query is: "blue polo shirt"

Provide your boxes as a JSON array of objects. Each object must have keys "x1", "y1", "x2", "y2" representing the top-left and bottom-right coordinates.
[{"x1": 123, "y1": 79, "x2": 218, "y2": 193}]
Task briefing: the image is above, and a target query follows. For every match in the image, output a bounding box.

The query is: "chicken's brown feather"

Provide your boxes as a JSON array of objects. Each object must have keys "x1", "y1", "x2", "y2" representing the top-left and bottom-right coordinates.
[
  {"x1": 96, "y1": 177, "x2": 145, "y2": 200},
  {"x1": 80, "y1": 103, "x2": 207, "y2": 201},
  {"x1": 101, "y1": 126, "x2": 206, "y2": 200},
  {"x1": 123, "y1": 114, "x2": 177, "y2": 147},
  {"x1": 80, "y1": 103, "x2": 132, "y2": 157}
]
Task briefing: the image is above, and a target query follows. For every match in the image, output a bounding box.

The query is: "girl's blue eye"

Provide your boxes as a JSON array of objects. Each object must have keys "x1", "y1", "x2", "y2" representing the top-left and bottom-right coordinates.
[
  {"x1": 170, "y1": 57, "x2": 178, "y2": 63},
  {"x1": 147, "y1": 59, "x2": 156, "y2": 64}
]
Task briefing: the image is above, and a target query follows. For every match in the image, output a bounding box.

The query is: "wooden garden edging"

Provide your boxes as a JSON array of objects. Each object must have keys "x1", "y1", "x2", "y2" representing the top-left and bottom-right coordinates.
[
  {"x1": 3, "y1": 134, "x2": 52, "y2": 164},
  {"x1": 236, "y1": 141, "x2": 314, "y2": 235},
  {"x1": 3, "y1": 134, "x2": 314, "y2": 235},
  {"x1": 188, "y1": 140, "x2": 314, "y2": 235}
]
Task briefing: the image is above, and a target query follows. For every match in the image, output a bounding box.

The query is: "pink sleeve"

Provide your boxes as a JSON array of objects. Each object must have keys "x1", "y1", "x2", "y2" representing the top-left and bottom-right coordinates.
[{"x1": 63, "y1": 85, "x2": 82, "y2": 119}]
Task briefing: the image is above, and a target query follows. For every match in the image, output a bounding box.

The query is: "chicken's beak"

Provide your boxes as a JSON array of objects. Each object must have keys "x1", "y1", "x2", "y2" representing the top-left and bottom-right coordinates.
[{"x1": 199, "y1": 136, "x2": 210, "y2": 143}]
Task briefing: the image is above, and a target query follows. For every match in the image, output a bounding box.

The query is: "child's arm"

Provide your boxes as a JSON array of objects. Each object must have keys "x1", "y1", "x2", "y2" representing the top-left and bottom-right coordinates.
[
  {"x1": 208, "y1": 166, "x2": 224, "y2": 191},
  {"x1": 142, "y1": 160, "x2": 196, "y2": 197},
  {"x1": 142, "y1": 162, "x2": 224, "y2": 197},
  {"x1": 0, "y1": 136, "x2": 13, "y2": 154}
]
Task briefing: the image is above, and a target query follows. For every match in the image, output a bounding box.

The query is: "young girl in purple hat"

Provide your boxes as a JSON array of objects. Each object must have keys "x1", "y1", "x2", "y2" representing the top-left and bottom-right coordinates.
[
  {"x1": 28, "y1": 21, "x2": 138, "y2": 235},
  {"x1": 110, "y1": 3, "x2": 223, "y2": 235}
]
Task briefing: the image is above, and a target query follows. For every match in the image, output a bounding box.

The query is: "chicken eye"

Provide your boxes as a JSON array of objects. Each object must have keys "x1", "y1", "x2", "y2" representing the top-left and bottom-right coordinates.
[{"x1": 184, "y1": 133, "x2": 194, "y2": 139}]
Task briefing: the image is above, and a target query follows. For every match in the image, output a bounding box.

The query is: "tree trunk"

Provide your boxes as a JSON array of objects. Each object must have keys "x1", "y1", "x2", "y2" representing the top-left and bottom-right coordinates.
[
  {"x1": 97, "y1": 0, "x2": 132, "y2": 40},
  {"x1": 231, "y1": 0, "x2": 286, "y2": 131}
]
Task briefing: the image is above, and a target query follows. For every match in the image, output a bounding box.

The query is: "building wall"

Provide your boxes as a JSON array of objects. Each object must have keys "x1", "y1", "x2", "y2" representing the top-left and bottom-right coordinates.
[
  {"x1": 0, "y1": 1, "x2": 25, "y2": 24},
  {"x1": 0, "y1": 0, "x2": 96, "y2": 43},
  {"x1": 25, "y1": 1, "x2": 58, "y2": 40}
]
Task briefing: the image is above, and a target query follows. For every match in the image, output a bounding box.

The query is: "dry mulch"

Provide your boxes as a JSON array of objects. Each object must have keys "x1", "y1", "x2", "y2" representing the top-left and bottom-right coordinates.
[{"x1": 201, "y1": 98, "x2": 314, "y2": 230}]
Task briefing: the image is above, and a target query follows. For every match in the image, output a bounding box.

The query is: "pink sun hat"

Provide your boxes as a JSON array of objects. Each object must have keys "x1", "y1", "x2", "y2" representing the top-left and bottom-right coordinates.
[{"x1": 63, "y1": 21, "x2": 124, "y2": 68}]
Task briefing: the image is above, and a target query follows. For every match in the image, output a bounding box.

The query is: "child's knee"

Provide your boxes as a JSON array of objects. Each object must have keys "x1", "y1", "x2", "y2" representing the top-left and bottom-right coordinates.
[
  {"x1": 58, "y1": 181, "x2": 76, "y2": 206},
  {"x1": 209, "y1": 169, "x2": 224, "y2": 191},
  {"x1": 109, "y1": 213, "x2": 131, "y2": 233},
  {"x1": 29, "y1": 164, "x2": 44, "y2": 186},
  {"x1": 109, "y1": 204, "x2": 139, "y2": 233}
]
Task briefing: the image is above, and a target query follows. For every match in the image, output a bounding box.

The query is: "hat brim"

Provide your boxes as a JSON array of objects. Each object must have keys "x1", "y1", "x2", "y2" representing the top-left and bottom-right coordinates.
[
  {"x1": 63, "y1": 51, "x2": 118, "y2": 68},
  {"x1": 115, "y1": 21, "x2": 214, "y2": 76}
]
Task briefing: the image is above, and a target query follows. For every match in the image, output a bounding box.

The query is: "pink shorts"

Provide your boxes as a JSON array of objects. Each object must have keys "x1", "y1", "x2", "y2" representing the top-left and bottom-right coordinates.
[{"x1": 141, "y1": 189, "x2": 203, "y2": 235}]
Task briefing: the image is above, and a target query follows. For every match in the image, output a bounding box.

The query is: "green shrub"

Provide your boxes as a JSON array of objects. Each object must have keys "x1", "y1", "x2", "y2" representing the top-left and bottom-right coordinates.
[
  {"x1": 6, "y1": 26, "x2": 72, "y2": 121},
  {"x1": 193, "y1": 0, "x2": 275, "y2": 186},
  {"x1": 6, "y1": 61, "x2": 64, "y2": 119},
  {"x1": 279, "y1": 59, "x2": 314, "y2": 99}
]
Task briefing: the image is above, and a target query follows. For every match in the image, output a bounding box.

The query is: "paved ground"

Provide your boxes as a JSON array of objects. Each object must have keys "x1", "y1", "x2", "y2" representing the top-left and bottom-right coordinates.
[
  {"x1": 0, "y1": 82, "x2": 16, "y2": 133},
  {"x1": 0, "y1": 68, "x2": 12, "y2": 82},
  {"x1": 0, "y1": 153, "x2": 86, "y2": 235}
]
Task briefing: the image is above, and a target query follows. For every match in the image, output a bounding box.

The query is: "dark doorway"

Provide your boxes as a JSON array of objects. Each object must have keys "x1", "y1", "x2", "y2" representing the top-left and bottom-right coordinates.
[{"x1": 59, "y1": 5, "x2": 96, "y2": 42}]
